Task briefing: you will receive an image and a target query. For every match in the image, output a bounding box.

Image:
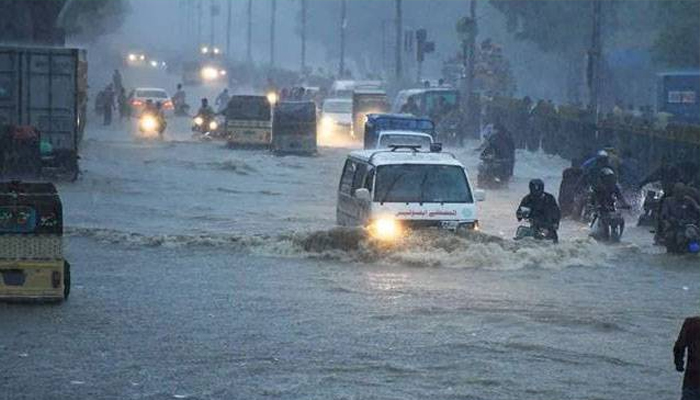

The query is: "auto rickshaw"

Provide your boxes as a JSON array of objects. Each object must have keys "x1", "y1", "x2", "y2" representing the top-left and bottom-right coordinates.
[
  {"x1": 0, "y1": 181, "x2": 70, "y2": 302},
  {"x1": 363, "y1": 113, "x2": 435, "y2": 149},
  {"x1": 224, "y1": 95, "x2": 272, "y2": 148},
  {"x1": 271, "y1": 101, "x2": 317, "y2": 155}
]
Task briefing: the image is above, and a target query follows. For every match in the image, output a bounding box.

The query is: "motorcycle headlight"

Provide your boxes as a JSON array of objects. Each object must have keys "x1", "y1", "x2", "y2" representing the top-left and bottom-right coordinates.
[
  {"x1": 140, "y1": 115, "x2": 158, "y2": 131},
  {"x1": 369, "y1": 217, "x2": 402, "y2": 241},
  {"x1": 194, "y1": 117, "x2": 204, "y2": 126},
  {"x1": 209, "y1": 120, "x2": 218, "y2": 130}
]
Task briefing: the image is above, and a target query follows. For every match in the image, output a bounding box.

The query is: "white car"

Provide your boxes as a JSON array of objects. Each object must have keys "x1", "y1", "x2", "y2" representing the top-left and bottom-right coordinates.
[
  {"x1": 376, "y1": 130, "x2": 433, "y2": 150},
  {"x1": 336, "y1": 146, "x2": 484, "y2": 240},
  {"x1": 128, "y1": 87, "x2": 173, "y2": 116},
  {"x1": 320, "y1": 98, "x2": 352, "y2": 137}
]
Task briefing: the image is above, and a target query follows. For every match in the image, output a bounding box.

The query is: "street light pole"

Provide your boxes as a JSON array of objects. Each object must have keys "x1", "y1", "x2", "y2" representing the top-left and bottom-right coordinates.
[
  {"x1": 270, "y1": 0, "x2": 277, "y2": 68},
  {"x1": 247, "y1": 0, "x2": 253, "y2": 64},
  {"x1": 226, "y1": 0, "x2": 232, "y2": 56},
  {"x1": 301, "y1": 0, "x2": 307, "y2": 74},
  {"x1": 339, "y1": 0, "x2": 347, "y2": 78},
  {"x1": 395, "y1": 0, "x2": 402, "y2": 81}
]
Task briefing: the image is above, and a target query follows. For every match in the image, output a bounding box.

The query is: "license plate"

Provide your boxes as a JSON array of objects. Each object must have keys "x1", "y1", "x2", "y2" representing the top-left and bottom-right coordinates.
[{"x1": 440, "y1": 221, "x2": 459, "y2": 230}]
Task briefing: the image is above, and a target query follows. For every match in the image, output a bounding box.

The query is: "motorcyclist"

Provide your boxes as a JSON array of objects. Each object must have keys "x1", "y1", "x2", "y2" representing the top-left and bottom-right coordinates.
[
  {"x1": 517, "y1": 179, "x2": 561, "y2": 243},
  {"x1": 660, "y1": 183, "x2": 700, "y2": 252},
  {"x1": 674, "y1": 316, "x2": 700, "y2": 400},
  {"x1": 580, "y1": 150, "x2": 612, "y2": 187},
  {"x1": 482, "y1": 123, "x2": 516, "y2": 178},
  {"x1": 154, "y1": 101, "x2": 167, "y2": 134},
  {"x1": 215, "y1": 88, "x2": 231, "y2": 112},
  {"x1": 197, "y1": 98, "x2": 216, "y2": 119},
  {"x1": 591, "y1": 167, "x2": 631, "y2": 211}
]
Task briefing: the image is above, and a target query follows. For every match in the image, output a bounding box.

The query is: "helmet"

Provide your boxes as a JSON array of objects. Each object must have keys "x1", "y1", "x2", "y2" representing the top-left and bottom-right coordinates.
[
  {"x1": 529, "y1": 179, "x2": 545, "y2": 197},
  {"x1": 597, "y1": 150, "x2": 609, "y2": 159}
]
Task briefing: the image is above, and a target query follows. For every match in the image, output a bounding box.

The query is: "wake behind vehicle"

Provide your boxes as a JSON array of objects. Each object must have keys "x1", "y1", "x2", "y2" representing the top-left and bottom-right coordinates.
[
  {"x1": 0, "y1": 181, "x2": 69, "y2": 302},
  {"x1": 336, "y1": 145, "x2": 484, "y2": 241},
  {"x1": 224, "y1": 95, "x2": 272, "y2": 148},
  {"x1": 271, "y1": 101, "x2": 317, "y2": 155},
  {"x1": 363, "y1": 113, "x2": 435, "y2": 150},
  {"x1": 637, "y1": 190, "x2": 663, "y2": 227}
]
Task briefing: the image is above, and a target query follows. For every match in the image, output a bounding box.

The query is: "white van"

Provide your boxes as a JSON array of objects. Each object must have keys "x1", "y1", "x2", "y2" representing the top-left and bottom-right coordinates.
[{"x1": 336, "y1": 146, "x2": 484, "y2": 240}]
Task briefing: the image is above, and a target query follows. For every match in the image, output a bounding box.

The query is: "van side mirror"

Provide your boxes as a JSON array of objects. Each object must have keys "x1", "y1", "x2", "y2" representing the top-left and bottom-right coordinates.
[
  {"x1": 354, "y1": 188, "x2": 371, "y2": 202},
  {"x1": 474, "y1": 189, "x2": 486, "y2": 202},
  {"x1": 430, "y1": 142, "x2": 442, "y2": 152}
]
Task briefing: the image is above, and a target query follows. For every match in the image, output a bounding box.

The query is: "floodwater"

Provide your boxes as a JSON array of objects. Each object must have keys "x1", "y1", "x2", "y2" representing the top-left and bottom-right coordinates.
[{"x1": 0, "y1": 78, "x2": 698, "y2": 400}]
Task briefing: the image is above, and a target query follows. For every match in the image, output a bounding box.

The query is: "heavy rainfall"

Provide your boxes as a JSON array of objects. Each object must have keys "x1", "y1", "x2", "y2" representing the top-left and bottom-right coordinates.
[{"x1": 0, "y1": 1, "x2": 699, "y2": 399}]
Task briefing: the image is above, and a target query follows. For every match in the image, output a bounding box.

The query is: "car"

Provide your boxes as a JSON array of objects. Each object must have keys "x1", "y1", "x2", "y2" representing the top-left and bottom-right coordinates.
[
  {"x1": 128, "y1": 87, "x2": 173, "y2": 116},
  {"x1": 336, "y1": 145, "x2": 485, "y2": 241},
  {"x1": 376, "y1": 130, "x2": 434, "y2": 150},
  {"x1": 320, "y1": 98, "x2": 353, "y2": 139},
  {"x1": 0, "y1": 181, "x2": 70, "y2": 302}
]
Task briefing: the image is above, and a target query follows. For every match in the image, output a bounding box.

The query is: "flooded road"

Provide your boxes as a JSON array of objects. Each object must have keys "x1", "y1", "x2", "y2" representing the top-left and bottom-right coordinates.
[{"x1": 1, "y1": 113, "x2": 698, "y2": 399}]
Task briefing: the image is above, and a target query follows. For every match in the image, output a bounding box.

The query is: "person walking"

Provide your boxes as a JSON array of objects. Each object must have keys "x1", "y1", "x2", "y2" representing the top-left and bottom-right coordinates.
[
  {"x1": 102, "y1": 84, "x2": 115, "y2": 126},
  {"x1": 675, "y1": 316, "x2": 700, "y2": 400}
]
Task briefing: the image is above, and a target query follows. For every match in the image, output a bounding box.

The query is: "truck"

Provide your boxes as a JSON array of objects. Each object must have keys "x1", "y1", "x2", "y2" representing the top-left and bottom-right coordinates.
[{"x1": 0, "y1": 46, "x2": 88, "y2": 181}]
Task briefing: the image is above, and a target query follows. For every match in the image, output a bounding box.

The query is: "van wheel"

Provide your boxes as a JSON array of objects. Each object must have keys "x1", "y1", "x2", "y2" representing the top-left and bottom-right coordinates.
[{"x1": 63, "y1": 261, "x2": 71, "y2": 300}]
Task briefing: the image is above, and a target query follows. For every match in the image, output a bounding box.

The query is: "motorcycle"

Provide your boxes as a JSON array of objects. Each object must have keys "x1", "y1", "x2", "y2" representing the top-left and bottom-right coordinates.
[
  {"x1": 192, "y1": 114, "x2": 220, "y2": 139},
  {"x1": 477, "y1": 152, "x2": 512, "y2": 189},
  {"x1": 637, "y1": 190, "x2": 663, "y2": 227},
  {"x1": 664, "y1": 223, "x2": 700, "y2": 254},
  {"x1": 590, "y1": 206, "x2": 625, "y2": 243},
  {"x1": 137, "y1": 112, "x2": 165, "y2": 140},
  {"x1": 514, "y1": 207, "x2": 558, "y2": 242}
]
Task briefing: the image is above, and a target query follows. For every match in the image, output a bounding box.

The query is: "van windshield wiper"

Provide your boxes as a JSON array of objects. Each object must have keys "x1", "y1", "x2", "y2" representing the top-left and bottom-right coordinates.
[
  {"x1": 419, "y1": 173, "x2": 430, "y2": 204},
  {"x1": 379, "y1": 172, "x2": 406, "y2": 204}
]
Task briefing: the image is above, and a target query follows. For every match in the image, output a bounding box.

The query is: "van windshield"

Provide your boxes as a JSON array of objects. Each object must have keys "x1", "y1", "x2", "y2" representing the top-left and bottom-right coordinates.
[{"x1": 374, "y1": 164, "x2": 472, "y2": 203}]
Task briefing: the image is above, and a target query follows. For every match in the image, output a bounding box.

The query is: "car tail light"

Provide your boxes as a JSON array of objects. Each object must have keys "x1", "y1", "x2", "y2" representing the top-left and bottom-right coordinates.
[
  {"x1": 132, "y1": 99, "x2": 143, "y2": 106},
  {"x1": 51, "y1": 271, "x2": 61, "y2": 288}
]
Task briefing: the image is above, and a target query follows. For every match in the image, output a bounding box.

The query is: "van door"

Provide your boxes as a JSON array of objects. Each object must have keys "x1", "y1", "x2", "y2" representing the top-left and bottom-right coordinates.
[{"x1": 336, "y1": 159, "x2": 369, "y2": 226}]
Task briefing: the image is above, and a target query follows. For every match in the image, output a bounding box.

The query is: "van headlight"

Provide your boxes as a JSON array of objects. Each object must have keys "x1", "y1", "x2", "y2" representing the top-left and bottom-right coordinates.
[
  {"x1": 209, "y1": 120, "x2": 218, "y2": 130},
  {"x1": 194, "y1": 116, "x2": 204, "y2": 126},
  {"x1": 369, "y1": 217, "x2": 402, "y2": 241}
]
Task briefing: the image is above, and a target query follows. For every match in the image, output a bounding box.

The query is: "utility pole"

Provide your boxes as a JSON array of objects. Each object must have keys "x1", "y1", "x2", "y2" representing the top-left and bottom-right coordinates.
[
  {"x1": 466, "y1": 0, "x2": 476, "y2": 99},
  {"x1": 209, "y1": 0, "x2": 216, "y2": 46},
  {"x1": 395, "y1": 0, "x2": 402, "y2": 81},
  {"x1": 339, "y1": 0, "x2": 347, "y2": 78},
  {"x1": 588, "y1": 0, "x2": 602, "y2": 119},
  {"x1": 197, "y1": 0, "x2": 202, "y2": 47},
  {"x1": 247, "y1": 0, "x2": 253, "y2": 64},
  {"x1": 270, "y1": 0, "x2": 277, "y2": 67},
  {"x1": 226, "y1": 0, "x2": 232, "y2": 56},
  {"x1": 301, "y1": 0, "x2": 307, "y2": 74}
]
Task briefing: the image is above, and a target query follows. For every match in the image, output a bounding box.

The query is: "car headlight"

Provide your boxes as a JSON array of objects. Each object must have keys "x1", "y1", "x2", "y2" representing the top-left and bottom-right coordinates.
[
  {"x1": 369, "y1": 217, "x2": 402, "y2": 241},
  {"x1": 140, "y1": 115, "x2": 158, "y2": 131},
  {"x1": 201, "y1": 66, "x2": 219, "y2": 80},
  {"x1": 219, "y1": 69, "x2": 227, "y2": 76},
  {"x1": 209, "y1": 121, "x2": 218, "y2": 130},
  {"x1": 128, "y1": 53, "x2": 137, "y2": 62},
  {"x1": 194, "y1": 116, "x2": 204, "y2": 126},
  {"x1": 322, "y1": 116, "x2": 335, "y2": 126}
]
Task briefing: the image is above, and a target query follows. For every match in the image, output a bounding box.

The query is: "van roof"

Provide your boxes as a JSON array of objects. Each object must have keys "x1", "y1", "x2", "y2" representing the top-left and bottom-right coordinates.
[
  {"x1": 349, "y1": 149, "x2": 462, "y2": 167},
  {"x1": 377, "y1": 130, "x2": 433, "y2": 139}
]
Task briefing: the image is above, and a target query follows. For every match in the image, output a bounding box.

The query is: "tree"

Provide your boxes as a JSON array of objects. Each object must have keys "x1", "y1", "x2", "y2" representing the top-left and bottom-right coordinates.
[
  {"x1": 651, "y1": 1, "x2": 700, "y2": 68},
  {"x1": 58, "y1": 0, "x2": 130, "y2": 42}
]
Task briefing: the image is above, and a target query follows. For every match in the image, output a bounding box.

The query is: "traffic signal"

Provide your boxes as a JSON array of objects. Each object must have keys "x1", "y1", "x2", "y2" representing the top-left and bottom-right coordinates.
[{"x1": 416, "y1": 28, "x2": 435, "y2": 63}]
